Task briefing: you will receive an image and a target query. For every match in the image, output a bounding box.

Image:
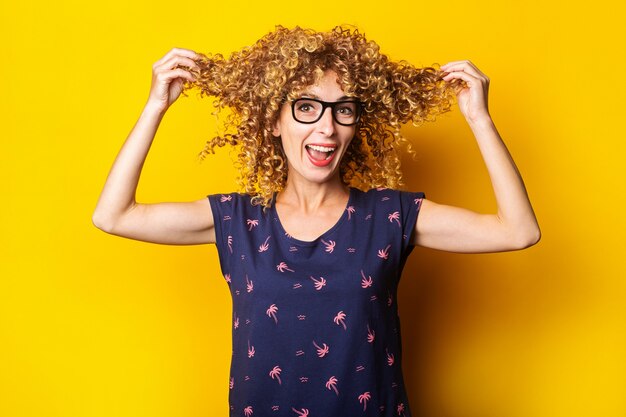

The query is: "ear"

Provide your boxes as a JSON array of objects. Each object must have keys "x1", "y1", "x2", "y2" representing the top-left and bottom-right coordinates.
[{"x1": 272, "y1": 122, "x2": 280, "y2": 138}]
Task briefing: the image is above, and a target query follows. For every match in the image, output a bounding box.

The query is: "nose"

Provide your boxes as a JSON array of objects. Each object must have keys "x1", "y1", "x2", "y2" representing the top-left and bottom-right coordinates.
[{"x1": 316, "y1": 106, "x2": 336, "y2": 136}]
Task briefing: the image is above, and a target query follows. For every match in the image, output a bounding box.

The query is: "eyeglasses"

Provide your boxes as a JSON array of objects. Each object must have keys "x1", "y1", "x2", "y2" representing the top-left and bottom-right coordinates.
[{"x1": 290, "y1": 98, "x2": 362, "y2": 126}]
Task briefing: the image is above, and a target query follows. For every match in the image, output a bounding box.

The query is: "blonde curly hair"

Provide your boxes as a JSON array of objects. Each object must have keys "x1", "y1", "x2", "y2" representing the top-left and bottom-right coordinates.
[{"x1": 181, "y1": 25, "x2": 462, "y2": 207}]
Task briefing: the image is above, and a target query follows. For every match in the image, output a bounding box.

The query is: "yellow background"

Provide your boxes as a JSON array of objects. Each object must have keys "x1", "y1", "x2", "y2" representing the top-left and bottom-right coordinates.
[{"x1": 2, "y1": 1, "x2": 625, "y2": 416}]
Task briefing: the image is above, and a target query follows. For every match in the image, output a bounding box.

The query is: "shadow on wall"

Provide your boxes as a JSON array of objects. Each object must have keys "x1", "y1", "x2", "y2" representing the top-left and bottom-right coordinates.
[{"x1": 395, "y1": 123, "x2": 585, "y2": 416}]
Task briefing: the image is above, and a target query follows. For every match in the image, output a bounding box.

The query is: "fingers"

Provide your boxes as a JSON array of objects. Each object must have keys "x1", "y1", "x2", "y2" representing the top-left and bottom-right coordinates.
[
  {"x1": 440, "y1": 60, "x2": 489, "y2": 93},
  {"x1": 157, "y1": 68, "x2": 196, "y2": 83},
  {"x1": 441, "y1": 69, "x2": 478, "y2": 85},
  {"x1": 439, "y1": 60, "x2": 491, "y2": 122},
  {"x1": 156, "y1": 55, "x2": 200, "y2": 71},
  {"x1": 441, "y1": 60, "x2": 478, "y2": 70},
  {"x1": 440, "y1": 60, "x2": 489, "y2": 82},
  {"x1": 440, "y1": 60, "x2": 479, "y2": 73},
  {"x1": 153, "y1": 47, "x2": 199, "y2": 68},
  {"x1": 157, "y1": 56, "x2": 200, "y2": 75},
  {"x1": 145, "y1": 48, "x2": 201, "y2": 112},
  {"x1": 152, "y1": 50, "x2": 201, "y2": 84}
]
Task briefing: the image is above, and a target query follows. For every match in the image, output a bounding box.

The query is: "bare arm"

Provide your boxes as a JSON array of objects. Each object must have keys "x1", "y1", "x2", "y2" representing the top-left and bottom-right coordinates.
[
  {"x1": 412, "y1": 61, "x2": 540, "y2": 253},
  {"x1": 92, "y1": 48, "x2": 216, "y2": 245}
]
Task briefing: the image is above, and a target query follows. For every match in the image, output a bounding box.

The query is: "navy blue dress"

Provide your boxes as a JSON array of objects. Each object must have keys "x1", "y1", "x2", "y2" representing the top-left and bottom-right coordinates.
[{"x1": 208, "y1": 187, "x2": 425, "y2": 417}]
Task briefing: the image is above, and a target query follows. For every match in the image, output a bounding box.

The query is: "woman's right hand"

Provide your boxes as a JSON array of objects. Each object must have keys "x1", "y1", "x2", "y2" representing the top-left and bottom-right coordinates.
[{"x1": 146, "y1": 47, "x2": 200, "y2": 113}]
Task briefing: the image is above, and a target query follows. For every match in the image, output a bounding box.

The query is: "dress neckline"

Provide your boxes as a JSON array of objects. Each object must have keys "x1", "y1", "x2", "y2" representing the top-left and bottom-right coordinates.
[{"x1": 271, "y1": 187, "x2": 355, "y2": 246}]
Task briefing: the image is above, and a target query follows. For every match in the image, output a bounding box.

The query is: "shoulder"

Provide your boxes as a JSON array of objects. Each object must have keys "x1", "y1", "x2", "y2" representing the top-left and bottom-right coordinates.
[
  {"x1": 353, "y1": 188, "x2": 426, "y2": 253},
  {"x1": 208, "y1": 192, "x2": 269, "y2": 243},
  {"x1": 352, "y1": 188, "x2": 425, "y2": 226},
  {"x1": 207, "y1": 192, "x2": 260, "y2": 207},
  {"x1": 207, "y1": 192, "x2": 251, "y2": 204},
  {"x1": 356, "y1": 187, "x2": 426, "y2": 203},
  {"x1": 207, "y1": 192, "x2": 265, "y2": 217}
]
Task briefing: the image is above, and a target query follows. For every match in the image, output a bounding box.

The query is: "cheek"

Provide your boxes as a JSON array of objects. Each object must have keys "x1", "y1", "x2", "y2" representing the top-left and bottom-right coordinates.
[
  {"x1": 280, "y1": 123, "x2": 310, "y2": 147},
  {"x1": 272, "y1": 106, "x2": 289, "y2": 137},
  {"x1": 342, "y1": 129, "x2": 356, "y2": 146}
]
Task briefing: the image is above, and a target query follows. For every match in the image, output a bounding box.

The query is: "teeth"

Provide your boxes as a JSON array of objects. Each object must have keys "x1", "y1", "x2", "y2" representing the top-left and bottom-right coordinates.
[{"x1": 307, "y1": 144, "x2": 336, "y2": 153}]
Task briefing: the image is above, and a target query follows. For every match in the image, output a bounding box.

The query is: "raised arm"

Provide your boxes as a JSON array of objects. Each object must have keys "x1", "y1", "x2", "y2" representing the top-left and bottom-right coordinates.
[
  {"x1": 92, "y1": 48, "x2": 216, "y2": 245},
  {"x1": 412, "y1": 60, "x2": 540, "y2": 253}
]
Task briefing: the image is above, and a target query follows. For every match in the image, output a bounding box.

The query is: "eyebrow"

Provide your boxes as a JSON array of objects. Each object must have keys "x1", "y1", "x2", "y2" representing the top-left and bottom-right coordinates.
[{"x1": 299, "y1": 93, "x2": 355, "y2": 101}]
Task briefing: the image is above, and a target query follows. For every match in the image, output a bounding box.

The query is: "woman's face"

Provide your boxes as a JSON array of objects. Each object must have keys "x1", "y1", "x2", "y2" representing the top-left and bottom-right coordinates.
[{"x1": 272, "y1": 70, "x2": 357, "y2": 187}]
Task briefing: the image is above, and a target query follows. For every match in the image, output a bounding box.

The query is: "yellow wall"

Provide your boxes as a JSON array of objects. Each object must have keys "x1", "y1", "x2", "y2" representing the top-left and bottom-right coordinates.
[{"x1": 1, "y1": 1, "x2": 625, "y2": 416}]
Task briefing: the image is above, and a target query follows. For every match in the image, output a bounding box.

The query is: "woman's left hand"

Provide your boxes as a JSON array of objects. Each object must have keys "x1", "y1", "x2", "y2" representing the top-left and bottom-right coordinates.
[{"x1": 440, "y1": 60, "x2": 491, "y2": 124}]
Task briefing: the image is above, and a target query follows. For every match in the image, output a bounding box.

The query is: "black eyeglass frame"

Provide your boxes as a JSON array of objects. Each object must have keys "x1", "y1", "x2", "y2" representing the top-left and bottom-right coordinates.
[{"x1": 290, "y1": 98, "x2": 363, "y2": 126}]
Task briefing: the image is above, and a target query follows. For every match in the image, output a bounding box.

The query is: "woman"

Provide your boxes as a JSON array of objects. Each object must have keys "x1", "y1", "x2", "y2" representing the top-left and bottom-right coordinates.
[{"x1": 92, "y1": 26, "x2": 540, "y2": 416}]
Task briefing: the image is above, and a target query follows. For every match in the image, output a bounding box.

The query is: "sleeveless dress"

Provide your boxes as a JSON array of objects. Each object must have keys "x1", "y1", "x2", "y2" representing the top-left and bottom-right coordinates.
[{"x1": 208, "y1": 187, "x2": 425, "y2": 417}]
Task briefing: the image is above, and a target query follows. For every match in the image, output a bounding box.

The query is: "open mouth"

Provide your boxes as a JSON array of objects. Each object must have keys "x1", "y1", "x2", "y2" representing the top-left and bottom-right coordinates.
[{"x1": 305, "y1": 144, "x2": 337, "y2": 162}]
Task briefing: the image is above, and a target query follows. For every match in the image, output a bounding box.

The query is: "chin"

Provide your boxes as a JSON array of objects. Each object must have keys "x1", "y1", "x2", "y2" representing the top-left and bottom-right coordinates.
[{"x1": 288, "y1": 163, "x2": 343, "y2": 186}]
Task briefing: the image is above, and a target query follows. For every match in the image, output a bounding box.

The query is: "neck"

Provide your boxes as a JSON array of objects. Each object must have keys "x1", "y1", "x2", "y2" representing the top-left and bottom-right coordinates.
[{"x1": 277, "y1": 177, "x2": 349, "y2": 213}]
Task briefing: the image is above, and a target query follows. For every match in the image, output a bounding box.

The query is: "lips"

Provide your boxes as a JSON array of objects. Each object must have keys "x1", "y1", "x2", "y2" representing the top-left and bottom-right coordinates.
[{"x1": 305, "y1": 143, "x2": 337, "y2": 167}]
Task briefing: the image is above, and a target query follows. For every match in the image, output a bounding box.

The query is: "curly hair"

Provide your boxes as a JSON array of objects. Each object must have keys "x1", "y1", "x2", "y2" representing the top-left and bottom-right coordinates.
[{"x1": 181, "y1": 25, "x2": 463, "y2": 207}]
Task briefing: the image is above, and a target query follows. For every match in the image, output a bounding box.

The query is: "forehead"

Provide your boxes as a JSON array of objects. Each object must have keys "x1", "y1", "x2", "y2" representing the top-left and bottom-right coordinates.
[{"x1": 293, "y1": 70, "x2": 348, "y2": 100}]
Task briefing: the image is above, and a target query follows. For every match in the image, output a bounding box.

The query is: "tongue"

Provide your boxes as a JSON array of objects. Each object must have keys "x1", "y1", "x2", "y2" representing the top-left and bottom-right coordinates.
[{"x1": 307, "y1": 147, "x2": 329, "y2": 161}]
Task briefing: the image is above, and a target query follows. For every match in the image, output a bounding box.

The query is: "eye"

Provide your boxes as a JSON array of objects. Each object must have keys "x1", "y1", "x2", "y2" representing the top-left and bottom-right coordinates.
[
  {"x1": 297, "y1": 103, "x2": 315, "y2": 112},
  {"x1": 335, "y1": 103, "x2": 356, "y2": 116},
  {"x1": 294, "y1": 99, "x2": 321, "y2": 114},
  {"x1": 336, "y1": 107, "x2": 353, "y2": 115}
]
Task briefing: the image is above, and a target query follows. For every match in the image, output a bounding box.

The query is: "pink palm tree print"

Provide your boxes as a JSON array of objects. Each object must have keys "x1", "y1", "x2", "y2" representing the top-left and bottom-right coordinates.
[
  {"x1": 386, "y1": 348, "x2": 395, "y2": 366},
  {"x1": 361, "y1": 270, "x2": 373, "y2": 288},
  {"x1": 234, "y1": 316, "x2": 239, "y2": 329},
  {"x1": 333, "y1": 311, "x2": 347, "y2": 330},
  {"x1": 247, "y1": 340, "x2": 255, "y2": 358},
  {"x1": 269, "y1": 365, "x2": 282, "y2": 385},
  {"x1": 243, "y1": 406, "x2": 253, "y2": 416},
  {"x1": 246, "y1": 275, "x2": 253, "y2": 293},
  {"x1": 220, "y1": 195, "x2": 232, "y2": 202},
  {"x1": 276, "y1": 262, "x2": 294, "y2": 272},
  {"x1": 291, "y1": 408, "x2": 309, "y2": 416},
  {"x1": 229, "y1": 376, "x2": 234, "y2": 389},
  {"x1": 258, "y1": 236, "x2": 270, "y2": 252},
  {"x1": 325, "y1": 376, "x2": 339, "y2": 395},
  {"x1": 321, "y1": 239, "x2": 335, "y2": 253},
  {"x1": 397, "y1": 402, "x2": 406, "y2": 415},
  {"x1": 367, "y1": 324, "x2": 375, "y2": 343},
  {"x1": 346, "y1": 205, "x2": 355, "y2": 220},
  {"x1": 310, "y1": 276, "x2": 326, "y2": 290},
  {"x1": 266, "y1": 304, "x2": 278, "y2": 324},
  {"x1": 388, "y1": 211, "x2": 401, "y2": 227},
  {"x1": 223, "y1": 274, "x2": 231, "y2": 284},
  {"x1": 227, "y1": 235, "x2": 233, "y2": 253},
  {"x1": 358, "y1": 392, "x2": 371, "y2": 411},
  {"x1": 377, "y1": 244, "x2": 391, "y2": 260},
  {"x1": 313, "y1": 340, "x2": 329, "y2": 357},
  {"x1": 246, "y1": 219, "x2": 259, "y2": 231}
]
